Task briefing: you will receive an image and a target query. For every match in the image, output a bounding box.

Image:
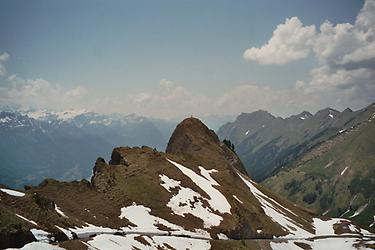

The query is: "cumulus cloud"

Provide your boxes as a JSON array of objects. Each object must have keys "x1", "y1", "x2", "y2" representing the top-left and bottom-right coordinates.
[
  {"x1": 0, "y1": 52, "x2": 10, "y2": 76},
  {"x1": 0, "y1": 73, "x2": 88, "y2": 110},
  {"x1": 243, "y1": 0, "x2": 375, "y2": 112},
  {"x1": 243, "y1": 17, "x2": 316, "y2": 64}
]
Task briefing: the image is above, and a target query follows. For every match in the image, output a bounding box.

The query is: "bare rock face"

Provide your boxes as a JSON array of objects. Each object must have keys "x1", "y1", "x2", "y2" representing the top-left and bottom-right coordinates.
[{"x1": 166, "y1": 117, "x2": 248, "y2": 175}]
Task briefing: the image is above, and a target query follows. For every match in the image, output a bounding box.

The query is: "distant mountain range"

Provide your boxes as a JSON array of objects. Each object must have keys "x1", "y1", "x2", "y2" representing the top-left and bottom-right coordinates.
[
  {"x1": 217, "y1": 103, "x2": 375, "y2": 181},
  {"x1": 0, "y1": 109, "x2": 175, "y2": 188},
  {"x1": 1, "y1": 117, "x2": 373, "y2": 249},
  {"x1": 217, "y1": 102, "x2": 375, "y2": 229}
]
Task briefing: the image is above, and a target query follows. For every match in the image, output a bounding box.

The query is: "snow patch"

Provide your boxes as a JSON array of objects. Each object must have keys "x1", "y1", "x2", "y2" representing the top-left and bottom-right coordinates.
[
  {"x1": 233, "y1": 195, "x2": 244, "y2": 204},
  {"x1": 55, "y1": 109, "x2": 87, "y2": 121},
  {"x1": 270, "y1": 237, "x2": 372, "y2": 250},
  {"x1": 54, "y1": 205, "x2": 68, "y2": 218},
  {"x1": 313, "y1": 218, "x2": 342, "y2": 235},
  {"x1": 370, "y1": 215, "x2": 375, "y2": 228},
  {"x1": 245, "y1": 130, "x2": 250, "y2": 135},
  {"x1": 341, "y1": 166, "x2": 349, "y2": 176},
  {"x1": 0, "y1": 116, "x2": 11, "y2": 123},
  {"x1": 217, "y1": 233, "x2": 229, "y2": 240},
  {"x1": 5, "y1": 241, "x2": 65, "y2": 250},
  {"x1": 30, "y1": 228, "x2": 50, "y2": 243},
  {"x1": 339, "y1": 129, "x2": 346, "y2": 134},
  {"x1": 87, "y1": 234, "x2": 211, "y2": 250},
  {"x1": 159, "y1": 174, "x2": 181, "y2": 192},
  {"x1": 55, "y1": 226, "x2": 74, "y2": 240},
  {"x1": 15, "y1": 214, "x2": 38, "y2": 226},
  {"x1": 329, "y1": 114, "x2": 334, "y2": 118},
  {"x1": 119, "y1": 203, "x2": 211, "y2": 239},
  {"x1": 69, "y1": 223, "x2": 117, "y2": 238},
  {"x1": 349, "y1": 203, "x2": 368, "y2": 218},
  {"x1": 238, "y1": 173, "x2": 311, "y2": 238},
  {"x1": 1, "y1": 188, "x2": 25, "y2": 197},
  {"x1": 166, "y1": 159, "x2": 231, "y2": 214}
]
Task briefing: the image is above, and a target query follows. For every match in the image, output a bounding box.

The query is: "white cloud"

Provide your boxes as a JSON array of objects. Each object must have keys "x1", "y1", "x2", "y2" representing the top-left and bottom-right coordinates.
[
  {"x1": 243, "y1": 0, "x2": 375, "y2": 113},
  {"x1": 243, "y1": 17, "x2": 316, "y2": 64},
  {"x1": 0, "y1": 74, "x2": 88, "y2": 110},
  {"x1": 0, "y1": 52, "x2": 10, "y2": 76},
  {"x1": 64, "y1": 86, "x2": 87, "y2": 99}
]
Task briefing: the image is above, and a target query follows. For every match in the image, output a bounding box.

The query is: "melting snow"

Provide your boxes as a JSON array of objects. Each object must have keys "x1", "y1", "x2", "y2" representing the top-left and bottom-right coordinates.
[
  {"x1": 270, "y1": 237, "x2": 374, "y2": 250},
  {"x1": 119, "y1": 203, "x2": 211, "y2": 239},
  {"x1": 15, "y1": 214, "x2": 38, "y2": 226},
  {"x1": 349, "y1": 203, "x2": 368, "y2": 218},
  {"x1": 162, "y1": 159, "x2": 231, "y2": 228},
  {"x1": 55, "y1": 205, "x2": 68, "y2": 218},
  {"x1": 217, "y1": 233, "x2": 229, "y2": 240},
  {"x1": 233, "y1": 195, "x2": 244, "y2": 204},
  {"x1": 159, "y1": 174, "x2": 181, "y2": 192},
  {"x1": 87, "y1": 234, "x2": 211, "y2": 250},
  {"x1": 341, "y1": 166, "x2": 349, "y2": 176},
  {"x1": 30, "y1": 228, "x2": 50, "y2": 243},
  {"x1": 0, "y1": 188, "x2": 25, "y2": 197},
  {"x1": 313, "y1": 218, "x2": 342, "y2": 235},
  {"x1": 238, "y1": 173, "x2": 311, "y2": 238},
  {"x1": 166, "y1": 159, "x2": 231, "y2": 214},
  {"x1": 5, "y1": 241, "x2": 65, "y2": 250},
  {"x1": 69, "y1": 223, "x2": 117, "y2": 238},
  {"x1": 55, "y1": 226, "x2": 74, "y2": 240},
  {"x1": 369, "y1": 215, "x2": 375, "y2": 227}
]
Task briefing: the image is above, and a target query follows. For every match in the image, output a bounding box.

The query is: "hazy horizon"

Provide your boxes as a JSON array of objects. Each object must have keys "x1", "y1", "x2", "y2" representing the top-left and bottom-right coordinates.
[{"x1": 1, "y1": 0, "x2": 374, "y2": 119}]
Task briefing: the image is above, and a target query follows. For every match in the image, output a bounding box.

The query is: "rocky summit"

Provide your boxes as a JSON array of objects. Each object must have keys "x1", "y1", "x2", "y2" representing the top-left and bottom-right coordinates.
[{"x1": 0, "y1": 117, "x2": 374, "y2": 249}]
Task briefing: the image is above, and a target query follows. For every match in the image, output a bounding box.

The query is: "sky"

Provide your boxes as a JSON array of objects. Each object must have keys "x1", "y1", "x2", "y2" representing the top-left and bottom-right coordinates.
[{"x1": 0, "y1": 0, "x2": 374, "y2": 120}]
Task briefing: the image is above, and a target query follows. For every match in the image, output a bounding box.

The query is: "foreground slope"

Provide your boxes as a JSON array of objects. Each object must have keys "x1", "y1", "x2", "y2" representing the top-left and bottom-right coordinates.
[
  {"x1": 218, "y1": 103, "x2": 375, "y2": 181},
  {"x1": 0, "y1": 117, "x2": 374, "y2": 249},
  {"x1": 263, "y1": 110, "x2": 375, "y2": 230}
]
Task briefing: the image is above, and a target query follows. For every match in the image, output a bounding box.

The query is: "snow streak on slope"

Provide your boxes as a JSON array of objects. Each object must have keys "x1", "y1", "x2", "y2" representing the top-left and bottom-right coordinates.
[
  {"x1": 159, "y1": 174, "x2": 224, "y2": 228},
  {"x1": 87, "y1": 234, "x2": 211, "y2": 250},
  {"x1": 166, "y1": 159, "x2": 231, "y2": 214},
  {"x1": 15, "y1": 214, "x2": 38, "y2": 226},
  {"x1": 54, "y1": 205, "x2": 68, "y2": 218},
  {"x1": 119, "y1": 203, "x2": 211, "y2": 239},
  {"x1": 0, "y1": 188, "x2": 25, "y2": 197},
  {"x1": 238, "y1": 173, "x2": 312, "y2": 238}
]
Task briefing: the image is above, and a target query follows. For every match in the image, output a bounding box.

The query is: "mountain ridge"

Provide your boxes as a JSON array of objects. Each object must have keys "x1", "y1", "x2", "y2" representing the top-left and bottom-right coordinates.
[
  {"x1": 0, "y1": 117, "x2": 374, "y2": 249},
  {"x1": 217, "y1": 102, "x2": 375, "y2": 181}
]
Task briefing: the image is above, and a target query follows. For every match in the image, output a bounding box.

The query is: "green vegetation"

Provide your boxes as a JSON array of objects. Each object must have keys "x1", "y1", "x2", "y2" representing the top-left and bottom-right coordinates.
[
  {"x1": 223, "y1": 139, "x2": 236, "y2": 153},
  {"x1": 263, "y1": 119, "x2": 375, "y2": 230},
  {"x1": 303, "y1": 193, "x2": 317, "y2": 204}
]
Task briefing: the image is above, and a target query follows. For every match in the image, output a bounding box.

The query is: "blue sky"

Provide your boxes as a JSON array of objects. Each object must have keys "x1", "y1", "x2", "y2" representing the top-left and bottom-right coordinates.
[{"x1": 1, "y1": 0, "x2": 374, "y2": 119}]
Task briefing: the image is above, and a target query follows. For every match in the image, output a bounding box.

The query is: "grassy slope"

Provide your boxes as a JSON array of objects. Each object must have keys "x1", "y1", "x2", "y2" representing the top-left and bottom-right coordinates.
[{"x1": 263, "y1": 118, "x2": 375, "y2": 229}]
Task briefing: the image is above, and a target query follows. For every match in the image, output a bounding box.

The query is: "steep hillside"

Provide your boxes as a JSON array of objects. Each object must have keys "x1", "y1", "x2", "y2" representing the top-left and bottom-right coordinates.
[
  {"x1": 217, "y1": 103, "x2": 375, "y2": 181},
  {"x1": 0, "y1": 110, "x2": 174, "y2": 188},
  {"x1": 263, "y1": 111, "x2": 375, "y2": 230},
  {"x1": 0, "y1": 117, "x2": 373, "y2": 249}
]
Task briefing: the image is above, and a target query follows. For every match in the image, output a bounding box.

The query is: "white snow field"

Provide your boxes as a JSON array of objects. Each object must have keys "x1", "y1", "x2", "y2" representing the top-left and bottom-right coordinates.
[{"x1": 0, "y1": 188, "x2": 25, "y2": 197}]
